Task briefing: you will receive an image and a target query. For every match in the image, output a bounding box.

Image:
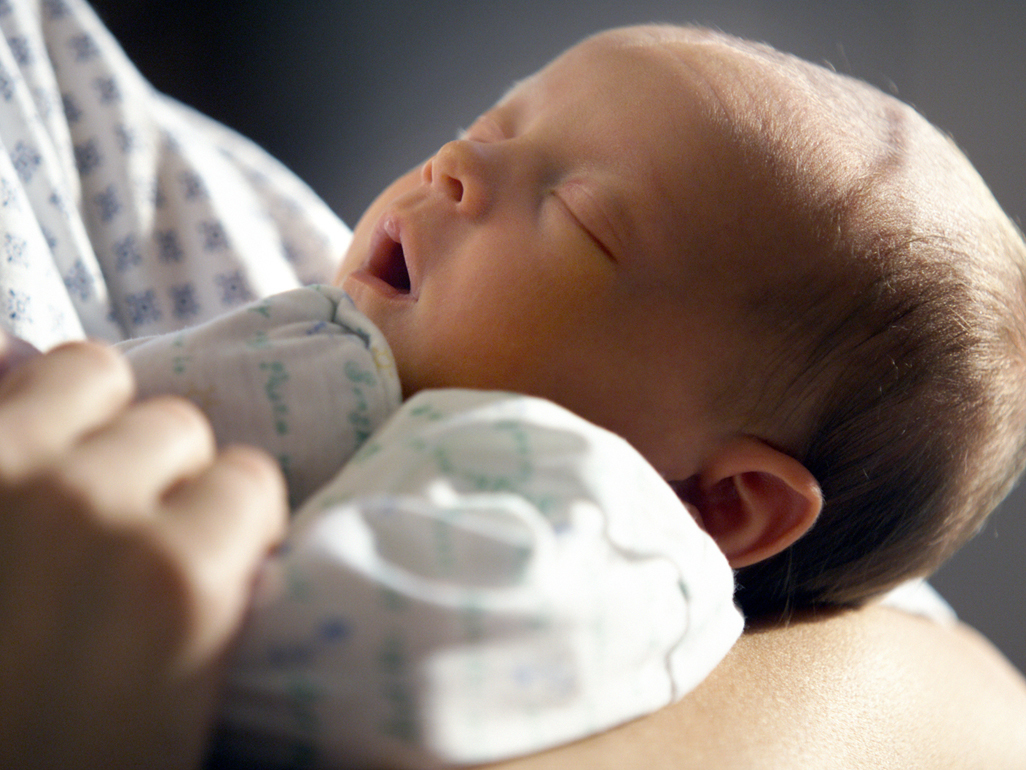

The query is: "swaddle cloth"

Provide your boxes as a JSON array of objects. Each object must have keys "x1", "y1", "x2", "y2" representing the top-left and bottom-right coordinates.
[
  {"x1": 120, "y1": 286, "x2": 743, "y2": 768},
  {"x1": 116, "y1": 287, "x2": 742, "y2": 767},
  {"x1": 219, "y1": 390, "x2": 743, "y2": 768},
  {"x1": 117, "y1": 285, "x2": 401, "y2": 507}
]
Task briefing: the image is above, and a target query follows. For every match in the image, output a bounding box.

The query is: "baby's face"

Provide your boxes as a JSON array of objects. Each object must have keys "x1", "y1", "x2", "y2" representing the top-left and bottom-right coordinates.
[{"x1": 337, "y1": 29, "x2": 746, "y2": 477}]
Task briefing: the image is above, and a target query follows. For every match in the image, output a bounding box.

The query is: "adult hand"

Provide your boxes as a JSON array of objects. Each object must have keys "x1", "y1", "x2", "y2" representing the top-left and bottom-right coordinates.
[
  {"x1": 0, "y1": 329, "x2": 39, "y2": 379},
  {"x1": 0, "y1": 339, "x2": 288, "y2": 770}
]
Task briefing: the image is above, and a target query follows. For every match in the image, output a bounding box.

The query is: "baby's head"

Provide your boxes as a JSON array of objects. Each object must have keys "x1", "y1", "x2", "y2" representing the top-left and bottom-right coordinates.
[{"x1": 337, "y1": 26, "x2": 1026, "y2": 617}]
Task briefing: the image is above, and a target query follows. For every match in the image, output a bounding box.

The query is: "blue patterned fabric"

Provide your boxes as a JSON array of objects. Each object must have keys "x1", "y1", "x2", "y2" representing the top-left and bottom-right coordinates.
[{"x1": 0, "y1": 0, "x2": 350, "y2": 350}]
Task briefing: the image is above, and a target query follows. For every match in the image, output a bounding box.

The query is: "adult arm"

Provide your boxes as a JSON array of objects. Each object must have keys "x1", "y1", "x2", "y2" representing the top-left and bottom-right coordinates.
[
  {"x1": 479, "y1": 604, "x2": 1026, "y2": 770},
  {"x1": 0, "y1": 336, "x2": 288, "y2": 770}
]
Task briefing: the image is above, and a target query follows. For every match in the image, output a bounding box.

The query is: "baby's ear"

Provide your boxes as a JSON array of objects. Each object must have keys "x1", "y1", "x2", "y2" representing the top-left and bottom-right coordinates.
[{"x1": 676, "y1": 437, "x2": 822, "y2": 569}]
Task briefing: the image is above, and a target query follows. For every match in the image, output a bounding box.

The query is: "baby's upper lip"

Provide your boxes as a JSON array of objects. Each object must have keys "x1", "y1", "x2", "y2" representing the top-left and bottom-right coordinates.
[{"x1": 365, "y1": 211, "x2": 417, "y2": 299}]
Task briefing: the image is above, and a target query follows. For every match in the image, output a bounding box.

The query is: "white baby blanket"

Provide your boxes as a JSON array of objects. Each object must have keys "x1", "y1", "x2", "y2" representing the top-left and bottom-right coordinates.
[
  {"x1": 117, "y1": 285, "x2": 402, "y2": 508},
  {"x1": 224, "y1": 388, "x2": 742, "y2": 768},
  {"x1": 117, "y1": 287, "x2": 743, "y2": 767}
]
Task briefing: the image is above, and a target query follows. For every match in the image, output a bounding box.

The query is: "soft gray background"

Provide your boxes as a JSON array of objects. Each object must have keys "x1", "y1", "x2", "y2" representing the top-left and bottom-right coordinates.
[{"x1": 91, "y1": 1, "x2": 1025, "y2": 674}]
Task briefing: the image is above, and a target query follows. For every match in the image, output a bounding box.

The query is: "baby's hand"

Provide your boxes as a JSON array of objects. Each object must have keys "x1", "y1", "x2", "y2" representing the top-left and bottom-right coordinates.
[{"x1": 0, "y1": 341, "x2": 288, "y2": 769}]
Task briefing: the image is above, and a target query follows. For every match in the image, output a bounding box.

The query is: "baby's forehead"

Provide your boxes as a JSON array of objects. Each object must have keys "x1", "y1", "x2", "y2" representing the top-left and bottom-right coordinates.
[
  {"x1": 494, "y1": 27, "x2": 754, "y2": 168},
  {"x1": 502, "y1": 26, "x2": 721, "y2": 103},
  {"x1": 542, "y1": 28, "x2": 832, "y2": 172},
  {"x1": 589, "y1": 27, "x2": 896, "y2": 143},
  {"x1": 502, "y1": 27, "x2": 951, "y2": 265},
  {"x1": 636, "y1": 30, "x2": 939, "y2": 197}
]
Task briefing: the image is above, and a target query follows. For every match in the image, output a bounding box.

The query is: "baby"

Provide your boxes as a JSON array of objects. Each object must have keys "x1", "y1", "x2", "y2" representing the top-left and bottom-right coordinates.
[
  {"x1": 117, "y1": 23, "x2": 1026, "y2": 769},
  {"x1": 337, "y1": 24, "x2": 1026, "y2": 618}
]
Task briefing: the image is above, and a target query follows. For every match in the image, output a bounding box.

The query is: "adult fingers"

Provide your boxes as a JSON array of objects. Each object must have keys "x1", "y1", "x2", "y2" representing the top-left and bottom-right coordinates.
[
  {"x1": 57, "y1": 396, "x2": 217, "y2": 521},
  {"x1": 0, "y1": 330, "x2": 40, "y2": 380},
  {"x1": 0, "y1": 341, "x2": 135, "y2": 481},
  {"x1": 159, "y1": 445, "x2": 288, "y2": 673},
  {"x1": 0, "y1": 442, "x2": 282, "y2": 770}
]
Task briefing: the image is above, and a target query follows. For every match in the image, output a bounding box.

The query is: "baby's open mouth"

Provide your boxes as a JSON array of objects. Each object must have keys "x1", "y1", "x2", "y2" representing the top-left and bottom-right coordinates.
[
  {"x1": 367, "y1": 223, "x2": 412, "y2": 295},
  {"x1": 375, "y1": 240, "x2": 410, "y2": 293}
]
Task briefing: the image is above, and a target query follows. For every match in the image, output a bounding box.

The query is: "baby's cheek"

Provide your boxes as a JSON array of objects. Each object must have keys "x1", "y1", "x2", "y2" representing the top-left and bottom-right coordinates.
[{"x1": 402, "y1": 314, "x2": 520, "y2": 393}]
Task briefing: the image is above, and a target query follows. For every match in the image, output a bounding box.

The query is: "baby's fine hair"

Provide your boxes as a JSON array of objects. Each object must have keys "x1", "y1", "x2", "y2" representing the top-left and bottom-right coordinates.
[{"x1": 665, "y1": 27, "x2": 1026, "y2": 617}]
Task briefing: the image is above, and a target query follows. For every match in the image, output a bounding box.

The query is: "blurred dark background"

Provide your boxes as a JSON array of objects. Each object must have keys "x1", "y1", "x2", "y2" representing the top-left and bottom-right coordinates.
[{"x1": 89, "y1": 0, "x2": 1025, "y2": 673}]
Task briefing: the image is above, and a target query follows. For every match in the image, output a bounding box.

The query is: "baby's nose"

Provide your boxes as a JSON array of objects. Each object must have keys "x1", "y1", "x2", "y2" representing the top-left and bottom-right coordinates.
[{"x1": 422, "y1": 140, "x2": 489, "y2": 217}]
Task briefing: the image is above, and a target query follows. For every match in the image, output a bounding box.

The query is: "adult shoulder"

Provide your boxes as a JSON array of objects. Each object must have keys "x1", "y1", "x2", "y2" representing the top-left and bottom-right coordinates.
[{"x1": 480, "y1": 605, "x2": 1026, "y2": 769}]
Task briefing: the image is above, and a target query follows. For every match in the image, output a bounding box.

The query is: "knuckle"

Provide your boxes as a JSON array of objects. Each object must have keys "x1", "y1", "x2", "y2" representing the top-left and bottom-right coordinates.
[
  {"x1": 141, "y1": 395, "x2": 213, "y2": 437},
  {"x1": 223, "y1": 447, "x2": 288, "y2": 539},
  {"x1": 222, "y1": 442, "x2": 280, "y2": 475},
  {"x1": 57, "y1": 340, "x2": 136, "y2": 397},
  {"x1": 219, "y1": 445, "x2": 288, "y2": 500},
  {"x1": 0, "y1": 343, "x2": 135, "y2": 482},
  {"x1": 130, "y1": 396, "x2": 217, "y2": 462},
  {"x1": 66, "y1": 337, "x2": 128, "y2": 368}
]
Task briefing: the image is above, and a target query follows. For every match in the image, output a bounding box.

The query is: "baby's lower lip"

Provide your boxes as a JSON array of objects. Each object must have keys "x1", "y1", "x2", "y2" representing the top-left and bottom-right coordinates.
[{"x1": 343, "y1": 267, "x2": 415, "y2": 302}]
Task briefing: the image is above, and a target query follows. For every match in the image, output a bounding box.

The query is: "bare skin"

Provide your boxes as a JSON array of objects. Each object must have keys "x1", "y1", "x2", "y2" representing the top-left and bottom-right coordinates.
[
  {"x1": 0, "y1": 338, "x2": 288, "y2": 770},
  {"x1": 336, "y1": 30, "x2": 743, "y2": 482},
  {"x1": 478, "y1": 605, "x2": 1026, "y2": 770}
]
